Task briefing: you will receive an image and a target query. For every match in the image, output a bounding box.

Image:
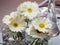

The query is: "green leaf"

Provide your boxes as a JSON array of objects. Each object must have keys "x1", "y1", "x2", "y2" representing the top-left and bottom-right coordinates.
[
  {"x1": 13, "y1": 34, "x2": 17, "y2": 40},
  {"x1": 30, "y1": 39, "x2": 37, "y2": 45},
  {"x1": 17, "y1": 32, "x2": 22, "y2": 38},
  {"x1": 30, "y1": 38, "x2": 41, "y2": 45},
  {"x1": 30, "y1": 38, "x2": 48, "y2": 45},
  {"x1": 35, "y1": 39, "x2": 41, "y2": 45},
  {"x1": 25, "y1": 18, "x2": 31, "y2": 24}
]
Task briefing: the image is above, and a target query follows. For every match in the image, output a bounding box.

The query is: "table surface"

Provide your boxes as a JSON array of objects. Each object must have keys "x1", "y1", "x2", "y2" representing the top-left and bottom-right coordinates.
[{"x1": 0, "y1": 0, "x2": 60, "y2": 45}]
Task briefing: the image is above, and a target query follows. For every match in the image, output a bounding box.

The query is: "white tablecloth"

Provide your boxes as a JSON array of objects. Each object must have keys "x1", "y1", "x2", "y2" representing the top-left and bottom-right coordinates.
[
  {"x1": 49, "y1": 34, "x2": 60, "y2": 45},
  {"x1": 0, "y1": 32, "x2": 3, "y2": 45}
]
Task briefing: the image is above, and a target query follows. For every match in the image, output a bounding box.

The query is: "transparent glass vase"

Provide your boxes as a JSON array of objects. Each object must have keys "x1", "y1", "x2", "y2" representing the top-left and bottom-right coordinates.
[{"x1": 47, "y1": 0, "x2": 59, "y2": 37}]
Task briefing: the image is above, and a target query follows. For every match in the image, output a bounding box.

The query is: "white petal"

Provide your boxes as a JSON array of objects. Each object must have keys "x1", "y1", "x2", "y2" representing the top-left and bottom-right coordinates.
[
  {"x1": 2, "y1": 15, "x2": 11, "y2": 25},
  {"x1": 17, "y1": 1, "x2": 39, "y2": 20}
]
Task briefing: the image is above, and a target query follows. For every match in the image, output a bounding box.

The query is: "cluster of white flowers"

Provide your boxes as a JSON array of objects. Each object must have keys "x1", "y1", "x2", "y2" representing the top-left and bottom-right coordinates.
[
  {"x1": 2, "y1": 1, "x2": 54, "y2": 38},
  {"x1": 2, "y1": 11, "x2": 27, "y2": 32}
]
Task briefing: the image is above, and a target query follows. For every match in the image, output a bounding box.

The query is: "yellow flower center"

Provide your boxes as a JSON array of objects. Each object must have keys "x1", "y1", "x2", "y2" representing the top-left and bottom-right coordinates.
[
  {"x1": 27, "y1": 8, "x2": 32, "y2": 13},
  {"x1": 39, "y1": 23, "x2": 45, "y2": 28},
  {"x1": 13, "y1": 23, "x2": 18, "y2": 28},
  {"x1": 9, "y1": 18, "x2": 14, "y2": 22}
]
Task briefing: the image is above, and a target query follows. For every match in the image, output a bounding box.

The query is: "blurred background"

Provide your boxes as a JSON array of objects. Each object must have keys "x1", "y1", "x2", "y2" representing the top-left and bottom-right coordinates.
[
  {"x1": 0, "y1": 0, "x2": 60, "y2": 25},
  {"x1": 0, "y1": 0, "x2": 60, "y2": 45}
]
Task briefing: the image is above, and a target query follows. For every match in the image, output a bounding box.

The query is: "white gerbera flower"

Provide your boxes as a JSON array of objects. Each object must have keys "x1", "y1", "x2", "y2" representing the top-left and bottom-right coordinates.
[
  {"x1": 26, "y1": 24, "x2": 50, "y2": 38},
  {"x1": 17, "y1": 1, "x2": 39, "y2": 20},
  {"x1": 8, "y1": 15, "x2": 27, "y2": 32},
  {"x1": 32, "y1": 17, "x2": 53, "y2": 33},
  {"x1": 2, "y1": 11, "x2": 19, "y2": 25}
]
